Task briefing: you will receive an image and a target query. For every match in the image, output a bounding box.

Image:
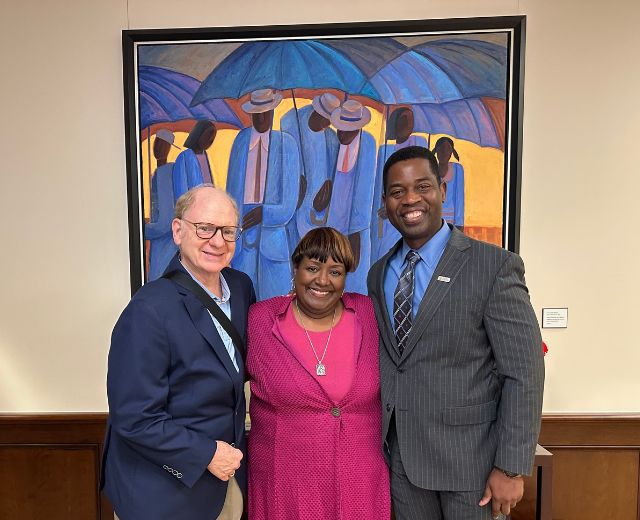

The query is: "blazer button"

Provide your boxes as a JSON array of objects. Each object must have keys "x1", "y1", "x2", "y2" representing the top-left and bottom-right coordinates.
[
  {"x1": 331, "y1": 407, "x2": 340, "y2": 417},
  {"x1": 386, "y1": 404, "x2": 392, "y2": 412}
]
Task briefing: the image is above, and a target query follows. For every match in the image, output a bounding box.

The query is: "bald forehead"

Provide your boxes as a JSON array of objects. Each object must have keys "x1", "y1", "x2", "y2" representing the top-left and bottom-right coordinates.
[{"x1": 187, "y1": 188, "x2": 239, "y2": 224}]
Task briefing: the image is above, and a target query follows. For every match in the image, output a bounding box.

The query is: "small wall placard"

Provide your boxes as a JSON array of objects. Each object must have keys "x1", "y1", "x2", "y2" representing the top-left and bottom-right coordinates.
[{"x1": 542, "y1": 308, "x2": 568, "y2": 329}]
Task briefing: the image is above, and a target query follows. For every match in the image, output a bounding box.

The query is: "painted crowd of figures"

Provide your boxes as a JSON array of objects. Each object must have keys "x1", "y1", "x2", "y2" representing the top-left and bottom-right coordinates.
[{"x1": 146, "y1": 89, "x2": 464, "y2": 299}]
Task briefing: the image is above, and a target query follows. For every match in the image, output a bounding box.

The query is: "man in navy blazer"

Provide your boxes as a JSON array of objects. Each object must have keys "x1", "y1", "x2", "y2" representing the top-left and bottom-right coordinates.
[{"x1": 102, "y1": 185, "x2": 255, "y2": 520}]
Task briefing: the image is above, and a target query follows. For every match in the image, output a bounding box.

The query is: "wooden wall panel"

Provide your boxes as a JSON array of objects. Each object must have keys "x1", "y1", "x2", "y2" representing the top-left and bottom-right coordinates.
[
  {"x1": 1, "y1": 413, "x2": 639, "y2": 520},
  {"x1": 549, "y1": 449, "x2": 639, "y2": 520},
  {"x1": 0, "y1": 414, "x2": 112, "y2": 520},
  {"x1": 0, "y1": 446, "x2": 99, "y2": 519},
  {"x1": 533, "y1": 415, "x2": 640, "y2": 520}
]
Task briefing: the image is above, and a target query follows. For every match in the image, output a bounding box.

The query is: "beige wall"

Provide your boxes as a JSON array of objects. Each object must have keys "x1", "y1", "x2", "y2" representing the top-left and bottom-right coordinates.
[{"x1": 1, "y1": 0, "x2": 638, "y2": 412}]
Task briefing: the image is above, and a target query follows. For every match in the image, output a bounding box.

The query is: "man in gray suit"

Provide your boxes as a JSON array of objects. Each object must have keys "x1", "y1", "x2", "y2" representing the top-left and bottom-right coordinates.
[{"x1": 367, "y1": 146, "x2": 544, "y2": 520}]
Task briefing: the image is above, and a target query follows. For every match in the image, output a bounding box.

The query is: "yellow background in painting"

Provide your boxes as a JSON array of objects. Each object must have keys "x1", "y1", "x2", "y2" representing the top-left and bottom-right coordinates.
[
  {"x1": 141, "y1": 128, "x2": 239, "y2": 218},
  {"x1": 272, "y1": 97, "x2": 310, "y2": 129},
  {"x1": 430, "y1": 134, "x2": 505, "y2": 228},
  {"x1": 141, "y1": 104, "x2": 504, "y2": 229}
]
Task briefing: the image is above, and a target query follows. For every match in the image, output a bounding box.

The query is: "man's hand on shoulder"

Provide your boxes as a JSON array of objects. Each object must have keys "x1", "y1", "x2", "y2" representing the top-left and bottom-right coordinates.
[
  {"x1": 207, "y1": 441, "x2": 243, "y2": 481},
  {"x1": 479, "y1": 467, "x2": 524, "y2": 519}
]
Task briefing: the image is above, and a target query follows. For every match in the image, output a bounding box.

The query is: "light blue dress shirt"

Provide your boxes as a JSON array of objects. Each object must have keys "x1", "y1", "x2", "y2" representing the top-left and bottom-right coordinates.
[
  {"x1": 384, "y1": 220, "x2": 452, "y2": 323},
  {"x1": 182, "y1": 263, "x2": 239, "y2": 372}
]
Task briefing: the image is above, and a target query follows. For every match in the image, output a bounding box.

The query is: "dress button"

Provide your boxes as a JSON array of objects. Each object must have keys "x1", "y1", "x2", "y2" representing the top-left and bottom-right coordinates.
[
  {"x1": 331, "y1": 407, "x2": 340, "y2": 417},
  {"x1": 386, "y1": 404, "x2": 392, "y2": 412}
]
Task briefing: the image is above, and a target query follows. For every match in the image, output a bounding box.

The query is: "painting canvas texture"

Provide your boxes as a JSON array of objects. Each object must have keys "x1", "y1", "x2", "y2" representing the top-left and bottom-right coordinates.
[{"x1": 132, "y1": 29, "x2": 513, "y2": 299}]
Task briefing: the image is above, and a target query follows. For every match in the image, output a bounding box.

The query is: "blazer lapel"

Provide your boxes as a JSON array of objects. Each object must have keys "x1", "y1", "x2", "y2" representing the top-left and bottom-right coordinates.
[
  {"x1": 163, "y1": 255, "x2": 242, "y2": 390},
  {"x1": 183, "y1": 294, "x2": 242, "y2": 387},
  {"x1": 400, "y1": 228, "x2": 471, "y2": 363},
  {"x1": 224, "y1": 269, "x2": 247, "y2": 391},
  {"x1": 371, "y1": 240, "x2": 403, "y2": 362},
  {"x1": 337, "y1": 313, "x2": 364, "y2": 406}
]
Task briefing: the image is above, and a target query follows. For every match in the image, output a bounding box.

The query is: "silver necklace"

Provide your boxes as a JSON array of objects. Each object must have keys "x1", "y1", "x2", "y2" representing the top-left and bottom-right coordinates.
[{"x1": 295, "y1": 299, "x2": 337, "y2": 376}]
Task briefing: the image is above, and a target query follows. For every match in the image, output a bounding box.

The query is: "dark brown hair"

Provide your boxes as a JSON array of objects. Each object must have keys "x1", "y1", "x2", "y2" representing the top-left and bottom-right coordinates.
[{"x1": 291, "y1": 227, "x2": 355, "y2": 272}]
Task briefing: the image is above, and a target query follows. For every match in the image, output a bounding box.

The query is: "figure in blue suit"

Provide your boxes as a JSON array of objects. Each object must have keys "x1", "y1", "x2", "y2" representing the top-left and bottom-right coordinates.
[
  {"x1": 280, "y1": 93, "x2": 341, "y2": 249},
  {"x1": 325, "y1": 99, "x2": 377, "y2": 294},
  {"x1": 433, "y1": 136, "x2": 465, "y2": 231},
  {"x1": 226, "y1": 89, "x2": 300, "y2": 300},
  {"x1": 145, "y1": 129, "x2": 181, "y2": 281},
  {"x1": 173, "y1": 120, "x2": 217, "y2": 202},
  {"x1": 102, "y1": 186, "x2": 255, "y2": 520},
  {"x1": 371, "y1": 107, "x2": 428, "y2": 262}
]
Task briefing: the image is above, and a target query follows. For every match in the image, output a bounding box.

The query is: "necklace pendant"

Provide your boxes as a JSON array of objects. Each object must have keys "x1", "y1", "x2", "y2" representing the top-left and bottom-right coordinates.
[{"x1": 316, "y1": 363, "x2": 326, "y2": 376}]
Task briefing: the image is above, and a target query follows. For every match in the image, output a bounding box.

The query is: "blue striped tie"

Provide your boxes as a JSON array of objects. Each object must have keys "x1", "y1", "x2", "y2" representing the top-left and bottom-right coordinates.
[{"x1": 393, "y1": 250, "x2": 420, "y2": 355}]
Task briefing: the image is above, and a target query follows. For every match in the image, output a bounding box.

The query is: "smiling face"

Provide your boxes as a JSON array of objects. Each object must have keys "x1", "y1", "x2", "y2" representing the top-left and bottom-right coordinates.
[
  {"x1": 172, "y1": 188, "x2": 237, "y2": 287},
  {"x1": 383, "y1": 157, "x2": 446, "y2": 250},
  {"x1": 294, "y1": 256, "x2": 346, "y2": 320}
]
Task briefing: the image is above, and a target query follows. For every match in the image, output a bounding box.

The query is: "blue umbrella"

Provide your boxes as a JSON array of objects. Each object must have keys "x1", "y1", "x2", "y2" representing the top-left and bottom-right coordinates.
[
  {"x1": 190, "y1": 40, "x2": 380, "y2": 104},
  {"x1": 323, "y1": 38, "x2": 408, "y2": 77},
  {"x1": 412, "y1": 40, "x2": 508, "y2": 100},
  {"x1": 369, "y1": 50, "x2": 466, "y2": 104},
  {"x1": 139, "y1": 65, "x2": 241, "y2": 128},
  {"x1": 412, "y1": 98, "x2": 503, "y2": 149},
  {"x1": 326, "y1": 38, "x2": 507, "y2": 104},
  {"x1": 327, "y1": 38, "x2": 507, "y2": 147}
]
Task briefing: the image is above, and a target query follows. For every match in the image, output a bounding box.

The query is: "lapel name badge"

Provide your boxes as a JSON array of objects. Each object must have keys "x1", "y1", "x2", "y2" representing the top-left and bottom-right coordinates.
[{"x1": 437, "y1": 276, "x2": 451, "y2": 283}]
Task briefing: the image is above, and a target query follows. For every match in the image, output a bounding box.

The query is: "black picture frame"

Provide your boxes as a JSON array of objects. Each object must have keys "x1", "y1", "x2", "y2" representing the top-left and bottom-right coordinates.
[{"x1": 122, "y1": 16, "x2": 526, "y2": 295}]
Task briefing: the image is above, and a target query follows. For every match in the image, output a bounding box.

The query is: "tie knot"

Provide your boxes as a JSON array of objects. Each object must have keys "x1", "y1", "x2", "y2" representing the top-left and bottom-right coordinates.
[{"x1": 406, "y1": 250, "x2": 420, "y2": 266}]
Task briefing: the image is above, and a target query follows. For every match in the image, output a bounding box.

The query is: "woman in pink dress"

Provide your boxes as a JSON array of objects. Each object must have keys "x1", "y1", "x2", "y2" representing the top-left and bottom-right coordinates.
[{"x1": 247, "y1": 227, "x2": 390, "y2": 519}]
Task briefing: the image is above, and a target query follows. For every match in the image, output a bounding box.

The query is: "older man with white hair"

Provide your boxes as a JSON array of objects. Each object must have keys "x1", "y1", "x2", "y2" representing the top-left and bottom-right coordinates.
[{"x1": 102, "y1": 185, "x2": 255, "y2": 520}]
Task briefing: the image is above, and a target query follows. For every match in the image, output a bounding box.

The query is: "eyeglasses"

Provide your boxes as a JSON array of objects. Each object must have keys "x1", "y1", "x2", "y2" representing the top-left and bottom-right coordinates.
[{"x1": 181, "y1": 219, "x2": 242, "y2": 242}]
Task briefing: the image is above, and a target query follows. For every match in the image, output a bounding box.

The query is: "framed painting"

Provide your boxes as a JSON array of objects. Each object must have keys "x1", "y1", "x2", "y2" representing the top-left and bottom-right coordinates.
[{"x1": 122, "y1": 16, "x2": 526, "y2": 298}]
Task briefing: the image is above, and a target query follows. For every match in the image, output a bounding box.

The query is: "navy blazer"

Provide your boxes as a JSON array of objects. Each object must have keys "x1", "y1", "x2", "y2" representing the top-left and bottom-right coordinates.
[{"x1": 101, "y1": 255, "x2": 255, "y2": 520}]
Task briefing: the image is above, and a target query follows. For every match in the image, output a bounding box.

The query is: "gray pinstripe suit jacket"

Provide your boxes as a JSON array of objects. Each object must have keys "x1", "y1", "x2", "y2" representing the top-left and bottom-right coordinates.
[{"x1": 367, "y1": 225, "x2": 544, "y2": 491}]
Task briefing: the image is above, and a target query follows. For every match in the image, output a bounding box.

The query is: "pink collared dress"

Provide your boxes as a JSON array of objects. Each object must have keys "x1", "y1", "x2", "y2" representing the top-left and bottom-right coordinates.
[{"x1": 247, "y1": 293, "x2": 390, "y2": 519}]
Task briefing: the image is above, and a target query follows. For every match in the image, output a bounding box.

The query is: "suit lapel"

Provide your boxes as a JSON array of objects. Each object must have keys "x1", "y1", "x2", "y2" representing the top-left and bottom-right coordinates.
[
  {"x1": 182, "y1": 293, "x2": 242, "y2": 389},
  {"x1": 223, "y1": 269, "x2": 246, "y2": 391},
  {"x1": 338, "y1": 313, "x2": 364, "y2": 406},
  {"x1": 399, "y1": 228, "x2": 471, "y2": 363},
  {"x1": 371, "y1": 240, "x2": 403, "y2": 362},
  {"x1": 163, "y1": 256, "x2": 244, "y2": 394}
]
